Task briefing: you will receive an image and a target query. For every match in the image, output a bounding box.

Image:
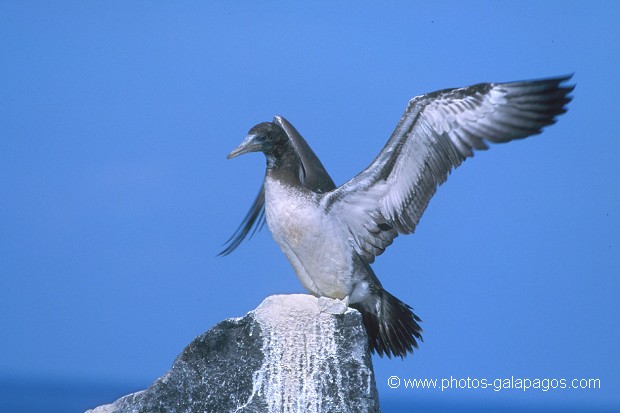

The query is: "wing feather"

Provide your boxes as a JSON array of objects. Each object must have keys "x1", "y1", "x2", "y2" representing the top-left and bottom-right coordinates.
[
  {"x1": 218, "y1": 185, "x2": 266, "y2": 256},
  {"x1": 321, "y1": 75, "x2": 574, "y2": 262}
]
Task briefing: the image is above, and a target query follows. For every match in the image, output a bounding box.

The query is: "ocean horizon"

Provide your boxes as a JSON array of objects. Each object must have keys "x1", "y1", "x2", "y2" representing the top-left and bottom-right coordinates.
[
  {"x1": 0, "y1": 376, "x2": 145, "y2": 413},
  {"x1": 0, "y1": 375, "x2": 615, "y2": 413}
]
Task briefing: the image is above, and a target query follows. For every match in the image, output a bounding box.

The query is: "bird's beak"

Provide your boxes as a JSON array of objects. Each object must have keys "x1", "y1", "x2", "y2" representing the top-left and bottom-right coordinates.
[{"x1": 226, "y1": 134, "x2": 260, "y2": 159}]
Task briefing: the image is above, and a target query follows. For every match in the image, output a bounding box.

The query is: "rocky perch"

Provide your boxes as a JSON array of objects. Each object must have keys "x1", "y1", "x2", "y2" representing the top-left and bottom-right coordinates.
[{"x1": 86, "y1": 294, "x2": 380, "y2": 413}]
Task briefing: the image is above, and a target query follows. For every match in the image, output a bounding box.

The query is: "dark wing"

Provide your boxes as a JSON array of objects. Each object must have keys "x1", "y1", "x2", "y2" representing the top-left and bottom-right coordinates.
[
  {"x1": 274, "y1": 116, "x2": 337, "y2": 193},
  {"x1": 320, "y1": 75, "x2": 574, "y2": 263},
  {"x1": 219, "y1": 116, "x2": 337, "y2": 255},
  {"x1": 218, "y1": 185, "x2": 266, "y2": 256}
]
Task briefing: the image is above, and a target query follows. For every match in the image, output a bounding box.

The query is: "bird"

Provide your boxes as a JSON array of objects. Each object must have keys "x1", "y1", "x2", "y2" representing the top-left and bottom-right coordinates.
[{"x1": 220, "y1": 75, "x2": 574, "y2": 358}]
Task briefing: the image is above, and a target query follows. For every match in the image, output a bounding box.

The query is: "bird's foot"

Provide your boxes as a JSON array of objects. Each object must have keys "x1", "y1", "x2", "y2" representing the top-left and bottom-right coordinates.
[{"x1": 318, "y1": 296, "x2": 350, "y2": 315}]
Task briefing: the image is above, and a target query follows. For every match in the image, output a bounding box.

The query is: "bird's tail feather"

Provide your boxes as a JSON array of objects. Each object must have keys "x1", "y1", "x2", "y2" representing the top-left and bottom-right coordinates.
[{"x1": 351, "y1": 290, "x2": 423, "y2": 358}]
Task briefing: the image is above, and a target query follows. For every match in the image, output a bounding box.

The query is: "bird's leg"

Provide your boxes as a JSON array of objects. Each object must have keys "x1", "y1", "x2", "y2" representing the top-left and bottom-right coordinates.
[{"x1": 318, "y1": 295, "x2": 350, "y2": 315}]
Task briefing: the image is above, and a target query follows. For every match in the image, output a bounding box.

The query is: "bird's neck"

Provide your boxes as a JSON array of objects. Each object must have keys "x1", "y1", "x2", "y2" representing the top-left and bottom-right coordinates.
[{"x1": 265, "y1": 146, "x2": 303, "y2": 186}]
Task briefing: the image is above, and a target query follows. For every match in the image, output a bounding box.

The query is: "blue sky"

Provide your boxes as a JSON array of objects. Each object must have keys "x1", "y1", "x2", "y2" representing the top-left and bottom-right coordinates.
[{"x1": 1, "y1": 1, "x2": 619, "y2": 411}]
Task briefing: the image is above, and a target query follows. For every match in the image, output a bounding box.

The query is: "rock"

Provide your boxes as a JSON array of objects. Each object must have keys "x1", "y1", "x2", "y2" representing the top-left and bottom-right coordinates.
[{"x1": 86, "y1": 294, "x2": 380, "y2": 413}]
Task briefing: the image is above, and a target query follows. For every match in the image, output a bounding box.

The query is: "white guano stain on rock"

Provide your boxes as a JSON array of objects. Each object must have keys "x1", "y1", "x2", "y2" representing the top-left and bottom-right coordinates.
[{"x1": 236, "y1": 294, "x2": 369, "y2": 413}]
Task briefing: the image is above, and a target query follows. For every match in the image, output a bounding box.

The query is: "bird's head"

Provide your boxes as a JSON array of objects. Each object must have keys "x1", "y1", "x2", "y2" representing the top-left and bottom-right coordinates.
[{"x1": 227, "y1": 122, "x2": 288, "y2": 159}]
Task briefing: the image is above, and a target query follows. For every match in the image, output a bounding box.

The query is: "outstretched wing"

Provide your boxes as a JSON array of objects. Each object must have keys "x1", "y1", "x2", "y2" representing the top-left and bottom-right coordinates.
[
  {"x1": 321, "y1": 75, "x2": 574, "y2": 263},
  {"x1": 219, "y1": 116, "x2": 337, "y2": 255}
]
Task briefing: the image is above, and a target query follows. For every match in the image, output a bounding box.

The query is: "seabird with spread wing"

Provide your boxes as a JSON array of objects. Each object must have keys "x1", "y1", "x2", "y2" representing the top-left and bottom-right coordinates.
[{"x1": 221, "y1": 75, "x2": 574, "y2": 358}]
